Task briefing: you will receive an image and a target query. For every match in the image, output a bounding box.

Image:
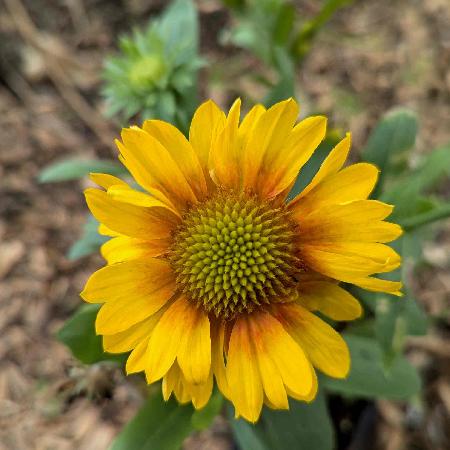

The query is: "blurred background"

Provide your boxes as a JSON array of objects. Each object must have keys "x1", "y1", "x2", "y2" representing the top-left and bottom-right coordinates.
[{"x1": 0, "y1": 0, "x2": 449, "y2": 449}]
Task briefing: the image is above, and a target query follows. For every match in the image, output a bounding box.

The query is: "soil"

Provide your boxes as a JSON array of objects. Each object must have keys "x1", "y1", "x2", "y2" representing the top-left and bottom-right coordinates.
[{"x1": 0, "y1": 0, "x2": 449, "y2": 449}]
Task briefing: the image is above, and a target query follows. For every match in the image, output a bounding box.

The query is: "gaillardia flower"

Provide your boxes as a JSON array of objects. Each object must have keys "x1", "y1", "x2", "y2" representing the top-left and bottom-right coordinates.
[{"x1": 82, "y1": 98, "x2": 402, "y2": 422}]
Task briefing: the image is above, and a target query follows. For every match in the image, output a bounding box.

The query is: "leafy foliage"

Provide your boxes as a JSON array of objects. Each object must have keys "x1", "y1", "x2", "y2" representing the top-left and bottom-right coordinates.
[
  {"x1": 102, "y1": 0, "x2": 202, "y2": 129},
  {"x1": 230, "y1": 391, "x2": 334, "y2": 450},
  {"x1": 357, "y1": 109, "x2": 450, "y2": 362},
  {"x1": 222, "y1": 0, "x2": 355, "y2": 103},
  {"x1": 324, "y1": 335, "x2": 421, "y2": 400},
  {"x1": 57, "y1": 304, "x2": 125, "y2": 365},
  {"x1": 191, "y1": 390, "x2": 224, "y2": 430},
  {"x1": 67, "y1": 216, "x2": 108, "y2": 260},
  {"x1": 361, "y1": 108, "x2": 418, "y2": 197},
  {"x1": 110, "y1": 391, "x2": 196, "y2": 450},
  {"x1": 38, "y1": 158, "x2": 125, "y2": 183},
  {"x1": 110, "y1": 389, "x2": 220, "y2": 450}
]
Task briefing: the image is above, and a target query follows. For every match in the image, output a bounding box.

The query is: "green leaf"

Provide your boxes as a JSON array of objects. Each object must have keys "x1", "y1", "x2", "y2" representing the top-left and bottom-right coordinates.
[
  {"x1": 262, "y1": 391, "x2": 334, "y2": 450},
  {"x1": 110, "y1": 390, "x2": 195, "y2": 450},
  {"x1": 67, "y1": 216, "x2": 108, "y2": 260},
  {"x1": 383, "y1": 144, "x2": 450, "y2": 221},
  {"x1": 229, "y1": 391, "x2": 334, "y2": 450},
  {"x1": 273, "y1": 3, "x2": 295, "y2": 46},
  {"x1": 57, "y1": 304, "x2": 125, "y2": 365},
  {"x1": 222, "y1": 0, "x2": 245, "y2": 10},
  {"x1": 361, "y1": 108, "x2": 418, "y2": 195},
  {"x1": 374, "y1": 295, "x2": 404, "y2": 356},
  {"x1": 191, "y1": 390, "x2": 224, "y2": 430},
  {"x1": 263, "y1": 75, "x2": 295, "y2": 108},
  {"x1": 398, "y1": 202, "x2": 450, "y2": 231},
  {"x1": 229, "y1": 413, "x2": 269, "y2": 450},
  {"x1": 324, "y1": 335, "x2": 421, "y2": 400},
  {"x1": 159, "y1": 0, "x2": 199, "y2": 55},
  {"x1": 38, "y1": 158, "x2": 126, "y2": 183},
  {"x1": 387, "y1": 145, "x2": 450, "y2": 198},
  {"x1": 404, "y1": 296, "x2": 429, "y2": 336}
]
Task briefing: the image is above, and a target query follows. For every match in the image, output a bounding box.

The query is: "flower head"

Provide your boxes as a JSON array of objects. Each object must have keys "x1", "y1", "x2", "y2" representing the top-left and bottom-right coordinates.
[{"x1": 82, "y1": 98, "x2": 402, "y2": 422}]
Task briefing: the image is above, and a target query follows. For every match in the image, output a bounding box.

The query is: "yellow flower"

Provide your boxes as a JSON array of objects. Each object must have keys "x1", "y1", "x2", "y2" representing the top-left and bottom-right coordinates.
[{"x1": 81, "y1": 98, "x2": 402, "y2": 422}]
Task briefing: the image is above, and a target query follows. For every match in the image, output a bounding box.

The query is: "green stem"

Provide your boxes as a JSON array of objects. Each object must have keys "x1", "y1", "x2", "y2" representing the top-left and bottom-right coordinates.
[{"x1": 292, "y1": 0, "x2": 354, "y2": 61}]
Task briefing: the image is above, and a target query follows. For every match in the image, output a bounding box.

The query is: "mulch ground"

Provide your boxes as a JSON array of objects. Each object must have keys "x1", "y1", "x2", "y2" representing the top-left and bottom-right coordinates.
[{"x1": 0, "y1": 0, "x2": 449, "y2": 449}]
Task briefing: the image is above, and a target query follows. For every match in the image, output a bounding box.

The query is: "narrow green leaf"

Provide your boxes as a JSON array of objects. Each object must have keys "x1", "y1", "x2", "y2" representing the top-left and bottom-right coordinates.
[
  {"x1": 324, "y1": 335, "x2": 421, "y2": 400},
  {"x1": 57, "y1": 304, "x2": 125, "y2": 365},
  {"x1": 292, "y1": 0, "x2": 355, "y2": 61},
  {"x1": 273, "y1": 4, "x2": 295, "y2": 45},
  {"x1": 399, "y1": 202, "x2": 450, "y2": 231},
  {"x1": 110, "y1": 391, "x2": 195, "y2": 450},
  {"x1": 38, "y1": 158, "x2": 126, "y2": 183}
]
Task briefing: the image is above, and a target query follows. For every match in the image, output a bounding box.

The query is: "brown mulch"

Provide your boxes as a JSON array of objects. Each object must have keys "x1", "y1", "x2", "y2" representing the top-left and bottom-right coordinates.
[{"x1": 0, "y1": 0, "x2": 449, "y2": 449}]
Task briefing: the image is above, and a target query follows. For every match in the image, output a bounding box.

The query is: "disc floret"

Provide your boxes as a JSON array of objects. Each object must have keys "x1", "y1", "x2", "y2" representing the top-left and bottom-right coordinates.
[{"x1": 170, "y1": 193, "x2": 302, "y2": 319}]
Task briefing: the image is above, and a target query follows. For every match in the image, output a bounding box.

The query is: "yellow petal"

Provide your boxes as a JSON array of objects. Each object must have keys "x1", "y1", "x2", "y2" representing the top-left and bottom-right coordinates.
[
  {"x1": 145, "y1": 297, "x2": 188, "y2": 383},
  {"x1": 98, "y1": 223, "x2": 121, "y2": 237},
  {"x1": 119, "y1": 126, "x2": 198, "y2": 210},
  {"x1": 143, "y1": 119, "x2": 207, "y2": 201},
  {"x1": 291, "y1": 163, "x2": 379, "y2": 215},
  {"x1": 293, "y1": 133, "x2": 351, "y2": 201},
  {"x1": 81, "y1": 260, "x2": 175, "y2": 334},
  {"x1": 350, "y1": 276, "x2": 403, "y2": 296},
  {"x1": 211, "y1": 321, "x2": 231, "y2": 400},
  {"x1": 103, "y1": 308, "x2": 164, "y2": 353},
  {"x1": 275, "y1": 303, "x2": 350, "y2": 378},
  {"x1": 162, "y1": 362, "x2": 180, "y2": 401},
  {"x1": 101, "y1": 236, "x2": 170, "y2": 265},
  {"x1": 106, "y1": 185, "x2": 180, "y2": 217},
  {"x1": 145, "y1": 297, "x2": 211, "y2": 385},
  {"x1": 208, "y1": 98, "x2": 242, "y2": 188},
  {"x1": 286, "y1": 361, "x2": 318, "y2": 403},
  {"x1": 242, "y1": 99, "x2": 299, "y2": 193},
  {"x1": 176, "y1": 301, "x2": 211, "y2": 385},
  {"x1": 253, "y1": 311, "x2": 314, "y2": 399},
  {"x1": 226, "y1": 316, "x2": 263, "y2": 423},
  {"x1": 116, "y1": 150, "x2": 177, "y2": 210},
  {"x1": 249, "y1": 318, "x2": 289, "y2": 409},
  {"x1": 90, "y1": 173, "x2": 127, "y2": 189},
  {"x1": 259, "y1": 115, "x2": 327, "y2": 199},
  {"x1": 189, "y1": 99, "x2": 226, "y2": 179},
  {"x1": 309, "y1": 242, "x2": 401, "y2": 270},
  {"x1": 126, "y1": 338, "x2": 150, "y2": 374},
  {"x1": 81, "y1": 259, "x2": 172, "y2": 304},
  {"x1": 300, "y1": 246, "x2": 400, "y2": 286},
  {"x1": 167, "y1": 363, "x2": 191, "y2": 404},
  {"x1": 298, "y1": 281, "x2": 362, "y2": 321},
  {"x1": 186, "y1": 371, "x2": 214, "y2": 409},
  {"x1": 85, "y1": 188, "x2": 179, "y2": 240},
  {"x1": 297, "y1": 200, "x2": 402, "y2": 244},
  {"x1": 238, "y1": 103, "x2": 266, "y2": 148}
]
